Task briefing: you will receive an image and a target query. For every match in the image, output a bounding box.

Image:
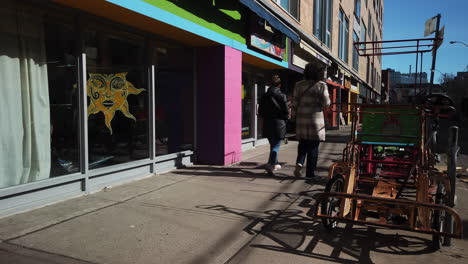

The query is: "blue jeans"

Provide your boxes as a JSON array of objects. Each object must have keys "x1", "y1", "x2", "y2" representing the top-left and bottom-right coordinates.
[
  {"x1": 267, "y1": 137, "x2": 282, "y2": 165},
  {"x1": 296, "y1": 140, "x2": 320, "y2": 177}
]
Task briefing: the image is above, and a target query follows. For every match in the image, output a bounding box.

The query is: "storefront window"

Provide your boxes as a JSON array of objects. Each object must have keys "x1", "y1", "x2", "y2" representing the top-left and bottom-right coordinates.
[
  {"x1": 0, "y1": 5, "x2": 80, "y2": 189},
  {"x1": 85, "y1": 28, "x2": 149, "y2": 169},
  {"x1": 242, "y1": 73, "x2": 253, "y2": 139},
  {"x1": 46, "y1": 18, "x2": 80, "y2": 176},
  {"x1": 153, "y1": 44, "x2": 194, "y2": 156}
]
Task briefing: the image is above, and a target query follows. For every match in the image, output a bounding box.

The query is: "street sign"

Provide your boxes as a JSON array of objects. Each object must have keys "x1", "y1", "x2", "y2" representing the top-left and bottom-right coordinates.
[
  {"x1": 433, "y1": 26, "x2": 445, "y2": 56},
  {"x1": 435, "y1": 26, "x2": 445, "y2": 48},
  {"x1": 424, "y1": 16, "x2": 437, "y2": 36}
]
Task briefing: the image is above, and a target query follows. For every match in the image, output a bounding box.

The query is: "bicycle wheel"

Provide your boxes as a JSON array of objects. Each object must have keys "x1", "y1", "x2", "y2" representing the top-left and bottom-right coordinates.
[{"x1": 321, "y1": 174, "x2": 345, "y2": 231}]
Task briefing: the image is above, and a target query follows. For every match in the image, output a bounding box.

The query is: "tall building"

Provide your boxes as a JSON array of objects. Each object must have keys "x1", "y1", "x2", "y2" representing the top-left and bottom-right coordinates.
[
  {"x1": 381, "y1": 69, "x2": 391, "y2": 103},
  {"x1": 444, "y1": 70, "x2": 468, "y2": 118},
  {"x1": 388, "y1": 68, "x2": 428, "y2": 85},
  {"x1": 281, "y1": 0, "x2": 385, "y2": 125},
  {"x1": 386, "y1": 68, "x2": 430, "y2": 103},
  {"x1": 0, "y1": 0, "x2": 384, "y2": 216}
]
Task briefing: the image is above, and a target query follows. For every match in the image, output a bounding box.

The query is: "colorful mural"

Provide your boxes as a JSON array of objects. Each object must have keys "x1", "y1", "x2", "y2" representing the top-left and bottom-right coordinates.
[
  {"x1": 250, "y1": 34, "x2": 285, "y2": 58},
  {"x1": 142, "y1": 0, "x2": 245, "y2": 44},
  {"x1": 87, "y1": 73, "x2": 145, "y2": 134},
  {"x1": 249, "y1": 14, "x2": 286, "y2": 60}
]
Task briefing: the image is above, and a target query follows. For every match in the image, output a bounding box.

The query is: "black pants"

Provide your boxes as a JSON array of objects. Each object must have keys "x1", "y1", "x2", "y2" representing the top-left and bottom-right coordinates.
[{"x1": 296, "y1": 140, "x2": 320, "y2": 177}]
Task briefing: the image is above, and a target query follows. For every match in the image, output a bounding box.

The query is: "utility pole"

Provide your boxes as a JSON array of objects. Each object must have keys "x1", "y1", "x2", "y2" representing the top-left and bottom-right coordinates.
[{"x1": 429, "y1": 14, "x2": 441, "y2": 95}]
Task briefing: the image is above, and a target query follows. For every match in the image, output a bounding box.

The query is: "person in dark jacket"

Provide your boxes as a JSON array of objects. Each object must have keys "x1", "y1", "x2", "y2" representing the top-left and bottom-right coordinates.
[{"x1": 258, "y1": 74, "x2": 289, "y2": 174}]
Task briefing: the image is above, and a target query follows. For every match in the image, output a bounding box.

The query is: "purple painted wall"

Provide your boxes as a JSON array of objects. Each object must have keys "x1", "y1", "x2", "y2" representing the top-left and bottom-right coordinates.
[{"x1": 196, "y1": 46, "x2": 242, "y2": 165}]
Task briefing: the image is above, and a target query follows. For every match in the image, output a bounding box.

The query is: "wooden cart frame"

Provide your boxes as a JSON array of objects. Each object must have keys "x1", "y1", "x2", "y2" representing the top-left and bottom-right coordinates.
[{"x1": 312, "y1": 103, "x2": 462, "y2": 250}]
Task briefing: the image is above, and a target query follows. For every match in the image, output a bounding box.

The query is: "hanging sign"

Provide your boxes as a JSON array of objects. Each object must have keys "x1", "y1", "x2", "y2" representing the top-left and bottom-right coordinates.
[
  {"x1": 434, "y1": 25, "x2": 445, "y2": 49},
  {"x1": 249, "y1": 15, "x2": 286, "y2": 59},
  {"x1": 424, "y1": 16, "x2": 437, "y2": 37}
]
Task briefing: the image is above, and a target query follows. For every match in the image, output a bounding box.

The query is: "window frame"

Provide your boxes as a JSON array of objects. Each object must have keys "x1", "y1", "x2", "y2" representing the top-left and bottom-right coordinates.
[
  {"x1": 354, "y1": 0, "x2": 361, "y2": 19},
  {"x1": 273, "y1": 0, "x2": 300, "y2": 21},
  {"x1": 361, "y1": 20, "x2": 367, "y2": 50},
  {"x1": 352, "y1": 31, "x2": 360, "y2": 70},
  {"x1": 0, "y1": 0, "x2": 198, "y2": 200},
  {"x1": 313, "y1": 0, "x2": 333, "y2": 48},
  {"x1": 338, "y1": 9, "x2": 349, "y2": 63}
]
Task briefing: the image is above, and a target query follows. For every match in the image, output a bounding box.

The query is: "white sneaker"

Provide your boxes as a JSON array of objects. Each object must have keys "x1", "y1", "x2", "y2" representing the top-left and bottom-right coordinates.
[
  {"x1": 294, "y1": 164, "x2": 303, "y2": 177},
  {"x1": 274, "y1": 164, "x2": 282, "y2": 171}
]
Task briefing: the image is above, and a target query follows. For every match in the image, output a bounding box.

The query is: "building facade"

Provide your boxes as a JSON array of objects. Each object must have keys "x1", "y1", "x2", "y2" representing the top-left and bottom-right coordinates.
[
  {"x1": 386, "y1": 68, "x2": 431, "y2": 103},
  {"x1": 0, "y1": 0, "x2": 384, "y2": 216},
  {"x1": 444, "y1": 71, "x2": 468, "y2": 119},
  {"x1": 381, "y1": 69, "x2": 390, "y2": 103},
  {"x1": 388, "y1": 68, "x2": 429, "y2": 85}
]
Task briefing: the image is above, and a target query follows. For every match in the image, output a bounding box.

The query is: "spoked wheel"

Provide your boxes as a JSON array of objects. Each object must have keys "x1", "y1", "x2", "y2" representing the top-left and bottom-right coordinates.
[
  {"x1": 432, "y1": 183, "x2": 446, "y2": 250},
  {"x1": 321, "y1": 175, "x2": 345, "y2": 231}
]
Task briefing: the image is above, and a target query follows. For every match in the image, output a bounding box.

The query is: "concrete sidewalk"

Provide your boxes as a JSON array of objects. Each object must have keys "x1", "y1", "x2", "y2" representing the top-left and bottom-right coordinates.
[{"x1": 1, "y1": 131, "x2": 467, "y2": 264}]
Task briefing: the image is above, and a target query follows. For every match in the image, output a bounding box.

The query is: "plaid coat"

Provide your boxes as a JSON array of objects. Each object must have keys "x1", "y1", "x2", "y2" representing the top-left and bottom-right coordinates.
[{"x1": 292, "y1": 80, "x2": 331, "y2": 141}]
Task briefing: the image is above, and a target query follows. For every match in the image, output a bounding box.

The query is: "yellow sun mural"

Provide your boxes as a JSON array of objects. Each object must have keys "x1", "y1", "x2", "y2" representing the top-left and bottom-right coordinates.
[{"x1": 87, "y1": 73, "x2": 145, "y2": 134}]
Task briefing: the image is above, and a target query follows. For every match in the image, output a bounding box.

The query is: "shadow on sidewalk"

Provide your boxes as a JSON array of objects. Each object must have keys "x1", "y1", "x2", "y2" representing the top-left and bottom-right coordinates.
[
  {"x1": 197, "y1": 203, "x2": 434, "y2": 264},
  {"x1": 324, "y1": 134, "x2": 351, "y2": 144},
  {"x1": 172, "y1": 165, "x2": 330, "y2": 183},
  {"x1": 290, "y1": 134, "x2": 350, "y2": 144}
]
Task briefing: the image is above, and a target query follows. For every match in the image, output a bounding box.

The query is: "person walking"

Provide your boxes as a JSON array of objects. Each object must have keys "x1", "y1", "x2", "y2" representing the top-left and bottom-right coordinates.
[
  {"x1": 258, "y1": 74, "x2": 289, "y2": 174},
  {"x1": 292, "y1": 63, "x2": 331, "y2": 178}
]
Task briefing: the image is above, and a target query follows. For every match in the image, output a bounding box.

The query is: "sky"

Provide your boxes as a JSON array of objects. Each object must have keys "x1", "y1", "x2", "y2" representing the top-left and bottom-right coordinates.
[{"x1": 382, "y1": 0, "x2": 468, "y2": 83}]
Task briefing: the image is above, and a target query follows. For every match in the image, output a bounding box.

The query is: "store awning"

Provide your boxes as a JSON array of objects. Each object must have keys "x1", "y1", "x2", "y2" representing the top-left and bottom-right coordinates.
[{"x1": 239, "y1": 0, "x2": 300, "y2": 43}]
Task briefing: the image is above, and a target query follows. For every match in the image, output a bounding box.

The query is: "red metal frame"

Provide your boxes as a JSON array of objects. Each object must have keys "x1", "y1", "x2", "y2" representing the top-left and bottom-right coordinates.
[
  {"x1": 354, "y1": 37, "x2": 443, "y2": 98},
  {"x1": 354, "y1": 37, "x2": 441, "y2": 57}
]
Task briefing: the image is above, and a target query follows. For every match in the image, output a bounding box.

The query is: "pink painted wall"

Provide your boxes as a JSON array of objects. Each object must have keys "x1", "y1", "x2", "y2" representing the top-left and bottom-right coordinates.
[
  {"x1": 196, "y1": 45, "x2": 242, "y2": 165},
  {"x1": 223, "y1": 46, "x2": 242, "y2": 165}
]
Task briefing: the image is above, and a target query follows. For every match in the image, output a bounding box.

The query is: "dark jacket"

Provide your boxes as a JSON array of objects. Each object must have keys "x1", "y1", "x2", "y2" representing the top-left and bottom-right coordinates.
[{"x1": 258, "y1": 86, "x2": 289, "y2": 139}]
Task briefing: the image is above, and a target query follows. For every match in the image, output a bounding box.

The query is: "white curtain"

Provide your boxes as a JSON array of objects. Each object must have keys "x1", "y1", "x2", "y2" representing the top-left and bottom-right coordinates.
[{"x1": 0, "y1": 2, "x2": 51, "y2": 188}]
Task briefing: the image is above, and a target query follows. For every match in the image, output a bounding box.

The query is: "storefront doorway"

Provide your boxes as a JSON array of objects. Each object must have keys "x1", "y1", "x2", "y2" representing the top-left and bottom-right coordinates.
[{"x1": 241, "y1": 68, "x2": 270, "y2": 149}]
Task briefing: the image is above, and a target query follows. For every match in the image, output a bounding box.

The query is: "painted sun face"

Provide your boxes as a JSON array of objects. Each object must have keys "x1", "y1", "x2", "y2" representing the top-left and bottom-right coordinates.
[{"x1": 87, "y1": 72, "x2": 145, "y2": 134}]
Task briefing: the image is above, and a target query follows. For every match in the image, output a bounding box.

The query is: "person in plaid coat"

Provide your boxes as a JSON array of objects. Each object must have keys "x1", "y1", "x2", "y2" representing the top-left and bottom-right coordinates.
[{"x1": 292, "y1": 63, "x2": 331, "y2": 178}]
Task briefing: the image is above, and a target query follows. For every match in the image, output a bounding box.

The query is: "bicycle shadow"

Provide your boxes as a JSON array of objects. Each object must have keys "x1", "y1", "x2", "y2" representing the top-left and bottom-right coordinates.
[{"x1": 196, "y1": 203, "x2": 433, "y2": 263}]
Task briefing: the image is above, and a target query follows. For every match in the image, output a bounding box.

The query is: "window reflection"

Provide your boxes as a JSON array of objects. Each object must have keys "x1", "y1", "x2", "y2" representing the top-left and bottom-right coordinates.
[{"x1": 46, "y1": 19, "x2": 81, "y2": 176}]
